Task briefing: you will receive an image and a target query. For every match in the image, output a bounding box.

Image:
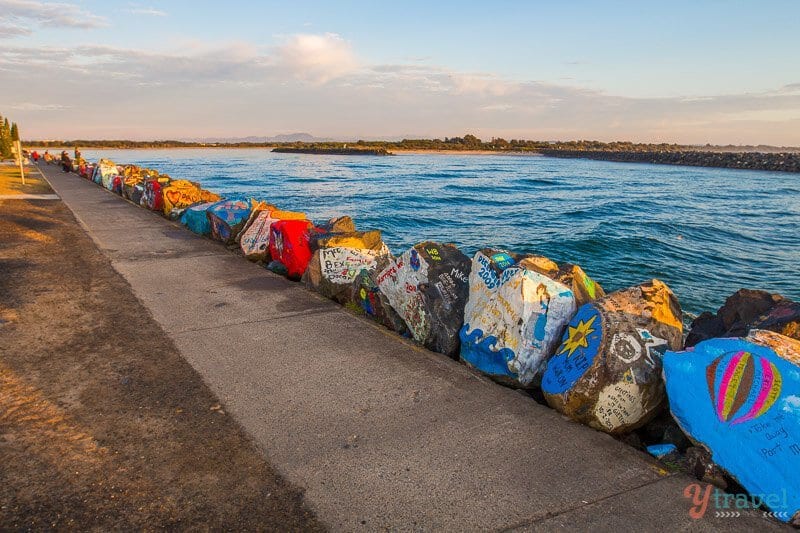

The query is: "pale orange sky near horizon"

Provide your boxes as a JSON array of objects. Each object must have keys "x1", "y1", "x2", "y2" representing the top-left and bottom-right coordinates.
[{"x1": 2, "y1": 1, "x2": 800, "y2": 145}]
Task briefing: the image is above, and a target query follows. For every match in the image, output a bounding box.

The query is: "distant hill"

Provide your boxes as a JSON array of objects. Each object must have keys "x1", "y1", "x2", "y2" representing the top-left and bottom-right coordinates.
[{"x1": 184, "y1": 133, "x2": 333, "y2": 143}]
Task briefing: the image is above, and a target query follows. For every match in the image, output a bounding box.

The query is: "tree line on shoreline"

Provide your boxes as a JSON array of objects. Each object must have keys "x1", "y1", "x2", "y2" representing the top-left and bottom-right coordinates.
[
  {"x1": 0, "y1": 112, "x2": 21, "y2": 159},
  {"x1": 22, "y1": 135, "x2": 799, "y2": 154}
]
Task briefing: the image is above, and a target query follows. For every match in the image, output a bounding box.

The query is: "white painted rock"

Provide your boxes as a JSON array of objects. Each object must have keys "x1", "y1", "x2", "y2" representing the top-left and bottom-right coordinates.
[
  {"x1": 459, "y1": 249, "x2": 604, "y2": 387},
  {"x1": 239, "y1": 209, "x2": 305, "y2": 262},
  {"x1": 377, "y1": 242, "x2": 471, "y2": 357},
  {"x1": 302, "y1": 230, "x2": 390, "y2": 305}
]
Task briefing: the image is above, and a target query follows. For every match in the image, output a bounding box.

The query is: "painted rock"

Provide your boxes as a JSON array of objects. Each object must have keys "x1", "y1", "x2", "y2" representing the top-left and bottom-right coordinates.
[
  {"x1": 111, "y1": 175, "x2": 123, "y2": 195},
  {"x1": 663, "y1": 330, "x2": 800, "y2": 523},
  {"x1": 542, "y1": 279, "x2": 683, "y2": 434},
  {"x1": 459, "y1": 249, "x2": 604, "y2": 387},
  {"x1": 143, "y1": 177, "x2": 171, "y2": 212},
  {"x1": 268, "y1": 219, "x2": 315, "y2": 280},
  {"x1": 180, "y1": 201, "x2": 220, "y2": 236},
  {"x1": 207, "y1": 199, "x2": 252, "y2": 244},
  {"x1": 92, "y1": 159, "x2": 118, "y2": 187},
  {"x1": 315, "y1": 215, "x2": 356, "y2": 236},
  {"x1": 161, "y1": 180, "x2": 221, "y2": 216},
  {"x1": 350, "y1": 255, "x2": 409, "y2": 334},
  {"x1": 232, "y1": 200, "x2": 274, "y2": 244},
  {"x1": 686, "y1": 289, "x2": 800, "y2": 347},
  {"x1": 239, "y1": 209, "x2": 305, "y2": 262},
  {"x1": 130, "y1": 183, "x2": 145, "y2": 206},
  {"x1": 122, "y1": 176, "x2": 142, "y2": 201},
  {"x1": 302, "y1": 230, "x2": 391, "y2": 305},
  {"x1": 376, "y1": 242, "x2": 471, "y2": 357}
]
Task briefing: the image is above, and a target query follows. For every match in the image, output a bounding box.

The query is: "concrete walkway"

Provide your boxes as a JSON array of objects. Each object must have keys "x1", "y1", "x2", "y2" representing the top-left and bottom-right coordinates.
[{"x1": 38, "y1": 165, "x2": 781, "y2": 531}]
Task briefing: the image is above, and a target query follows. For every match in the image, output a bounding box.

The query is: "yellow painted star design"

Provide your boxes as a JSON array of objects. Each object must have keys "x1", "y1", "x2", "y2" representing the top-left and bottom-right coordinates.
[{"x1": 558, "y1": 315, "x2": 597, "y2": 357}]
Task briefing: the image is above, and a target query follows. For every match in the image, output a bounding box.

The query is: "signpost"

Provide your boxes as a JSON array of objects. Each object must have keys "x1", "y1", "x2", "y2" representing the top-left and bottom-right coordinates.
[{"x1": 14, "y1": 140, "x2": 25, "y2": 185}]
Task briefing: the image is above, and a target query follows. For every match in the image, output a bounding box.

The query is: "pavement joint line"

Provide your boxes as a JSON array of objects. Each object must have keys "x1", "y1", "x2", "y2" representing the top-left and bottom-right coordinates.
[
  {"x1": 498, "y1": 473, "x2": 680, "y2": 531},
  {"x1": 169, "y1": 307, "x2": 339, "y2": 335}
]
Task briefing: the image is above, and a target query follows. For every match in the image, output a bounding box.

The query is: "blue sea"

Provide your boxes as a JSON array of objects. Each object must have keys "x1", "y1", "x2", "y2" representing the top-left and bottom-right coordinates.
[{"x1": 82, "y1": 148, "x2": 800, "y2": 317}]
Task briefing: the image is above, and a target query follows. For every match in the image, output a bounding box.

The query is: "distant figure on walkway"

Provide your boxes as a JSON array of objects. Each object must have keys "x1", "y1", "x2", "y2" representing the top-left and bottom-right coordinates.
[
  {"x1": 31, "y1": 150, "x2": 40, "y2": 163},
  {"x1": 43, "y1": 150, "x2": 52, "y2": 164},
  {"x1": 74, "y1": 146, "x2": 81, "y2": 165},
  {"x1": 61, "y1": 151, "x2": 72, "y2": 172}
]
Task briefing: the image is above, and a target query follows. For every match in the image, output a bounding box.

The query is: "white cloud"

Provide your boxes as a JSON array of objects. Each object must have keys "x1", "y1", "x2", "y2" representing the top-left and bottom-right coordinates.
[
  {"x1": 0, "y1": 22, "x2": 32, "y2": 37},
  {"x1": 9, "y1": 102, "x2": 70, "y2": 111},
  {"x1": 127, "y1": 6, "x2": 167, "y2": 17},
  {"x1": 273, "y1": 33, "x2": 358, "y2": 84},
  {"x1": 0, "y1": 0, "x2": 108, "y2": 31},
  {"x1": 1, "y1": 35, "x2": 799, "y2": 145}
]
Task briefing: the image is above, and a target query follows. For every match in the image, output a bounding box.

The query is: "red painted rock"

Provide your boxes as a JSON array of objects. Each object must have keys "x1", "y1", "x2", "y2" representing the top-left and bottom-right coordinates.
[{"x1": 268, "y1": 219, "x2": 315, "y2": 280}]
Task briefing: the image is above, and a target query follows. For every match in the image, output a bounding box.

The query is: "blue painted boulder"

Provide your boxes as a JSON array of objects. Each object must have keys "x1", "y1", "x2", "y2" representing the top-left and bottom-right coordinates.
[
  {"x1": 459, "y1": 249, "x2": 604, "y2": 387},
  {"x1": 180, "y1": 201, "x2": 220, "y2": 236},
  {"x1": 664, "y1": 329, "x2": 800, "y2": 524},
  {"x1": 207, "y1": 199, "x2": 252, "y2": 244},
  {"x1": 542, "y1": 279, "x2": 683, "y2": 434}
]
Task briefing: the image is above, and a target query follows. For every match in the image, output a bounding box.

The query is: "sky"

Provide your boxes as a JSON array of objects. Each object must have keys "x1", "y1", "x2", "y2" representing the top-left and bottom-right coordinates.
[{"x1": 1, "y1": 0, "x2": 799, "y2": 144}]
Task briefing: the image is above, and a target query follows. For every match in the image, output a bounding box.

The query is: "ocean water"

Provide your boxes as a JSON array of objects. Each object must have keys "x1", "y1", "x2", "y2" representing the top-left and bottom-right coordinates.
[{"x1": 82, "y1": 148, "x2": 800, "y2": 317}]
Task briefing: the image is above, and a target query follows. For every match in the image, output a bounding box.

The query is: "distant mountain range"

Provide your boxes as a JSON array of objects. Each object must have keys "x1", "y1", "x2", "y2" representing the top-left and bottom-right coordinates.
[
  {"x1": 181, "y1": 133, "x2": 434, "y2": 143},
  {"x1": 182, "y1": 133, "x2": 334, "y2": 143}
]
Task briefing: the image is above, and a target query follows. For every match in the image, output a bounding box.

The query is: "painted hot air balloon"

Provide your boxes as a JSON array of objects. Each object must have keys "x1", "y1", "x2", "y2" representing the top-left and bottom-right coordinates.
[{"x1": 706, "y1": 350, "x2": 783, "y2": 425}]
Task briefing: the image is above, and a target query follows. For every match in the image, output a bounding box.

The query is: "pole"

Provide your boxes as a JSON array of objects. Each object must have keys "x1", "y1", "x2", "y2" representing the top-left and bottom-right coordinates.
[{"x1": 15, "y1": 140, "x2": 25, "y2": 185}]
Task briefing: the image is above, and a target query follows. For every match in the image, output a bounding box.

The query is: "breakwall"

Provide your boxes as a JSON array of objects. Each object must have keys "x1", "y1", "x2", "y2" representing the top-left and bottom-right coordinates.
[{"x1": 538, "y1": 149, "x2": 800, "y2": 172}]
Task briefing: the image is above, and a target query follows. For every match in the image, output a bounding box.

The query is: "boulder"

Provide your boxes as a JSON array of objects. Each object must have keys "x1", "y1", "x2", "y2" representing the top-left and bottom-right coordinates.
[
  {"x1": 376, "y1": 242, "x2": 471, "y2": 357},
  {"x1": 350, "y1": 255, "x2": 409, "y2": 334},
  {"x1": 92, "y1": 159, "x2": 118, "y2": 188},
  {"x1": 459, "y1": 249, "x2": 604, "y2": 387},
  {"x1": 206, "y1": 199, "x2": 252, "y2": 244},
  {"x1": 239, "y1": 209, "x2": 306, "y2": 262},
  {"x1": 663, "y1": 330, "x2": 800, "y2": 522},
  {"x1": 268, "y1": 219, "x2": 315, "y2": 279},
  {"x1": 142, "y1": 176, "x2": 171, "y2": 212},
  {"x1": 161, "y1": 179, "x2": 221, "y2": 216},
  {"x1": 122, "y1": 176, "x2": 142, "y2": 201},
  {"x1": 542, "y1": 279, "x2": 683, "y2": 434},
  {"x1": 180, "y1": 201, "x2": 219, "y2": 236},
  {"x1": 111, "y1": 175, "x2": 123, "y2": 195},
  {"x1": 231, "y1": 200, "x2": 273, "y2": 243},
  {"x1": 131, "y1": 183, "x2": 145, "y2": 206},
  {"x1": 315, "y1": 215, "x2": 356, "y2": 235},
  {"x1": 302, "y1": 230, "x2": 390, "y2": 304},
  {"x1": 686, "y1": 289, "x2": 799, "y2": 347}
]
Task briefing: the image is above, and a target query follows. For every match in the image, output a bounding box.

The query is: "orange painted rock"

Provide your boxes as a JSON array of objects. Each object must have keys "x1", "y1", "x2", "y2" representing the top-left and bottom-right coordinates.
[{"x1": 542, "y1": 279, "x2": 683, "y2": 434}]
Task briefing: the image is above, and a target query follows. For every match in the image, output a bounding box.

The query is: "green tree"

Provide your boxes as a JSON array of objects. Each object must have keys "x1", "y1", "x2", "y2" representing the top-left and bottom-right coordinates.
[
  {"x1": 0, "y1": 116, "x2": 12, "y2": 159},
  {"x1": 10, "y1": 122, "x2": 19, "y2": 142}
]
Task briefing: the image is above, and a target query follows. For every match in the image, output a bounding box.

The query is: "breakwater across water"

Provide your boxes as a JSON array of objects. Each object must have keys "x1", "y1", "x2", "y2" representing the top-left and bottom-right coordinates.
[
  {"x1": 80, "y1": 148, "x2": 800, "y2": 317},
  {"x1": 539, "y1": 149, "x2": 800, "y2": 173}
]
